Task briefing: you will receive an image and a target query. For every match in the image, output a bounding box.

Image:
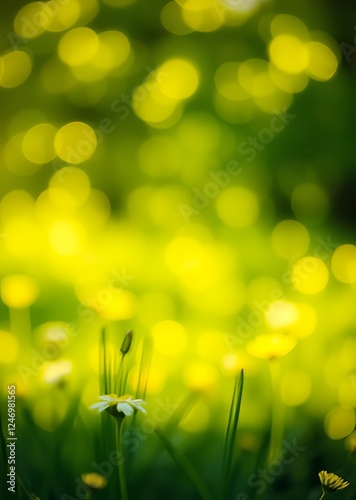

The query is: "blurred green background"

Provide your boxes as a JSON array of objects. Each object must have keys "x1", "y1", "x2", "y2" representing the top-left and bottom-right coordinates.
[{"x1": 1, "y1": 0, "x2": 356, "y2": 499}]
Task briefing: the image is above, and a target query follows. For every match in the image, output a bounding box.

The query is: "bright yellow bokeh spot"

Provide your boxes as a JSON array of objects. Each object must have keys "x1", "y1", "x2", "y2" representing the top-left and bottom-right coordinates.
[
  {"x1": 58, "y1": 27, "x2": 99, "y2": 66},
  {"x1": 138, "y1": 136, "x2": 182, "y2": 177},
  {"x1": 81, "y1": 473, "x2": 107, "y2": 490},
  {"x1": 281, "y1": 370, "x2": 311, "y2": 406},
  {"x1": 269, "y1": 64, "x2": 309, "y2": 94},
  {"x1": 49, "y1": 167, "x2": 91, "y2": 208},
  {"x1": 50, "y1": 220, "x2": 86, "y2": 255},
  {"x1": 338, "y1": 377, "x2": 356, "y2": 407},
  {"x1": 158, "y1": 58, "x2": 199, "y2": 100},
  {"x1": 215, "y1": 62, "x2": 250, "y2": 102},
  {"x1": 291, "y1": 257, "x2": 329, "y2": 294},
  {"x1": 0, "y1": 331, "x2": 19, "y2": 364},
  {"x1": 265, "y1": 301, "x2": 299, "y2": 330},
  {"x1": 2, "y1": 218, "x2": 42, "y2": 258},
  {"x1": 42, "y1": 0, "x2": 81, "y2": 33},
  {"x1": 270, "y1": 14, "x2": 310, "y2": 42},
  {"x1": 54, "y1": 122, "x2": 97, "y2": 164},
  {"x1": 0, "y1": 51, "x2": 32, "y2": 88},
  {"x1": 288, "y1": 303, "x2": 317, "y2": 339},
  {"x1": 215, "y1": 187, "x2": 259, "y2": 228},
  {"x1": 184, "y1": 362, "x2": 217, "y2": 390},
  {"x1": 1, "y1": 190, "x2": 35, "y2": 223},
  {"x1": 269, "y1": 35, "x2": 309, "y2": 74},
  {"x1": 196, "y1": 331, "x2": 227, "y2": 361},
  {"x1": 14, "y1": 2, "x2": 46, "y2": 38},
  {"x1": 22, "y1": 123, "x2": 57, "y2": 164},
  {"x1": 179, "y1": 400, "x2": 210, "y2": 432},
  {"x1": 99, "y1": 291, "x2": 136, "y2": 321},
  {"x1": 247, "y1": 333, "x2": 297, "y2": 360},
  {"x1": 238, "y1": 59, "x2": 274, "y2": 97},
  {"x1": 133, "y1": 86, "x2": 181, "y2": 126},
  {"x1": 182, "y1": 4, "x2": 223, "y2": 33},
  {"x1": 40, "y1": 360, "x2": 72, "y2": 384},
  {"x1": 271, "y1": 220, "x2": 310, "y2": 260},
  {"x1": 161, "y1": 1, "x2": 193, "y2": 35},
  {"x1": 151, "y1": 320, "x2": 187, "y2": 356},
  {"x1": 1, "y1": 274, "x2": 39, "y2": 309},
  {"x1": 325, "y1": 406, "x2": 355, "y2": 440},
  {"x1": 92, "y1": 31, "x2": 130, "y2": 70},
  {"x1": 331, "y1": 245, "x2": 356, "y2": 285},
  {"x1": 306, "y1": 41, "x2": 338, "y2": 81},
  {"x1": 221, "y1": 353, "x2": 240, "y2": 376},
  {"x1": 291, "y1": 183, "x2": 329, "y2": 224}
]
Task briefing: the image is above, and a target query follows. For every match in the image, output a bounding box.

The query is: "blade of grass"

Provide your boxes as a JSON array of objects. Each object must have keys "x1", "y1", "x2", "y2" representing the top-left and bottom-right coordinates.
[
  {"x1": 135, "y1": 336, "x2": 152, "y2": 400},
  {"x1": 221, "y1": 369, "x2": 244, "y2": 500},
  {"x1": 155, "y1": 428, "x2": 212, "y2": 500}
]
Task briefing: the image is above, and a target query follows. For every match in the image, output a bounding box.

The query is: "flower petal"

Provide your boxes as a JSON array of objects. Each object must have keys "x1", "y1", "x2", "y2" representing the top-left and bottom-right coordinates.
[{"x1": 117, "y1": 402, "x2": 134, "y2": 416}]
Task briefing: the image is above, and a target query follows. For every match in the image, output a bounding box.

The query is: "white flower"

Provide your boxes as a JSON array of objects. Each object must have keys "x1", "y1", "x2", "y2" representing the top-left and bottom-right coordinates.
[{"x1": 90, "y1": 394, "x2": 146, "y2": 417}]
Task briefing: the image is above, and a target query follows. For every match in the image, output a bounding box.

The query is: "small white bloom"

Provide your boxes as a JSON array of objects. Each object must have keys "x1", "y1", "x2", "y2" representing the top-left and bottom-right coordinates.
[{"x1": 90, "y1": 394, "x2": 146, "y2": 417}]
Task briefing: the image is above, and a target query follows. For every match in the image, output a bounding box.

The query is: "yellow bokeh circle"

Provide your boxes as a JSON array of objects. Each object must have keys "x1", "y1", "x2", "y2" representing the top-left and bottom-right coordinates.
[
  {"x1": 0, "y1": 51, "x2": 32, "y2": 88},
  {"x1": 58, "y1": 27, "x2": 99, "y2": 66},
  {"x1": 271, "y1": 220, "x2": 310, "y2": 260},
  {"x1": 22, "y1": 123, "x2": 58, "y2": 164},
  {"x1": 269, "y1": 35, "x2": 308, "y2": 74},
  {"x1": 151, "y1": 320, "x2": 187, "y2": 356},
  {"x1": 325, "y1": 406, "x2": 355, "y2": 440},
  {"x1": 1, "y1": 274, "x2": 39, "y2": 308},
  {"x1": 215, "y1": 186, "x2": 259, "y2": 228},
  {"x1": 54, "y1": 122, "x2": 97, "y2": 164},
  {"x1": 331, "y1": 244, "x2": 356, "y2": 284},
  {"x1": 306, "y1": 41, "x2": 338, "y2": 81},
  {"x1": 158, "y1": 58, "x2": 199, "y2": 100},
  {"x1": 291, "y1": 257, "x2": 328, "y2": 294}
]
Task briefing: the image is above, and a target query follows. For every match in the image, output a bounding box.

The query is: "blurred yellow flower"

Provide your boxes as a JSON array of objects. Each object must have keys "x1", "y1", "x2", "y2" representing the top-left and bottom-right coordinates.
[
  {"x1": 247, "y1": 333, "x2": 297, "y2": 360},
  {"x1": 1, "y1": 274, "x2": 39, "y2": 308},
  {"x1": 81, "y1": 472, "x2": 107, "y2": 489}
]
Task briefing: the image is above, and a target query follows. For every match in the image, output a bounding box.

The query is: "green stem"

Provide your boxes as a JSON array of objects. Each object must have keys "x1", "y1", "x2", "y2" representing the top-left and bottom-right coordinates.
[
  {"x1": 115, "y1": 416, "x2": 128, "y2": 500},
  {"x1": 319, "y1": 492, "x2": 326, "y2": 500},
  {"x1": 268, "y1": 359, "x2": 284, "y2": 463}
]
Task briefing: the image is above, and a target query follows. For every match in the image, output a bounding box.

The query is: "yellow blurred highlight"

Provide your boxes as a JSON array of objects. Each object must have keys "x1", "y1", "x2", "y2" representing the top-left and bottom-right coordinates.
[
  {"x1": 238, "y1": 59, "x2": 273, "y2": 97},
  {"x1": 215, "y1": 187, "x2": 259, "y2": 228},
  {"x1": 151, "y1": 320, "x2": 187, "y2": 356},
  {"x1": 0, "y1": 51, "x2": 32, "y2": 88},
  {"x1": 247, "y1": 334, "x2": 296, "y2": 360},
  {"x1": 40, "y1": 360, "x2": 72, "y2": 384},
  {"x1": 266, "y1": 301, "x2": 299, "y2": 330},
  {"x1": 291, "y1": 183, "x2": 329, "y2": 223},
  {"x1": 1, "y1": 274, "x2": 39, "y2": 309},
  {"x1": 271, "y1": 220, "x2": 310, "y2": 260},
  {"x1": 338, "y1": 377, "x2": 356, "y2": 407},
  {"x1": 4, "y1": 134, "x2": 42, "y2": 175},
  {"x1": 3, "y1": 218, "x2": 42, "y2": 258},
  {"x1": 138, "y1": 136, "x2": 182, "y2": 177},
  {"x1": 270, "y1": 14, "x2": 310, "y2": 42},
  {"x1": 81, "y1": 473, "x2": 107, "y2": 490},
  {"x1": 92, "y1": 31, "x2": 131, "y2": 71},
  {"x1": 58, "y1": 27, "x2": 99, "y2": 66},
  {"x1": 50, "y1": 219, "x2": 86, "y2": 255},
  {"x1": 215, "y1": 62, "x2": 250, "y2": 102},
  {"x1": 98, "y1": 291, "x2": 136, "y2": 321},
  {"x1": 179, "y1": 400, "x2": 210, "y2": 433},
  {"x1": 146, "y1": 364, "x2": 167, "y2": 394},
  {"x1": 0, "y1": 331, "x2": 19, "y2": 364},
  {"x1": 221, "y1": 353, "x2": 240, "y2": 376},
  {"x1": 288, "y1": 303, "x2": 317, "y2": 339},
  {"x1": 281, "y1": 370, "x2": 311, "y2": 406},
  {"x1": 133, "y1": 86, "x2": 182, "y2": 126},
  {"x1": 331, "y1": 245, "x2": 356, "y2": 285},
  {"x1": 22, "y1": 123, "x2": 57, "y2": 164},
  {"x1": 159, "y1": 58, "x2": 199, "y2": 100},
  {"x1": 181, "y1": 3, "x2": 223, "y2": 32},
  {"x1": 14, "y1": 2, "x2": 46, "y2": 38},
  {"x1": 49, "y1": 167, "x2": 91, "y2": 208},
  {"x1": 76, "y1": 0, "x2": 99, "y2": 23},
  {"x1": 291, "y1": 257, "x2": 328, "y2": 294},
  {"x1": 184, "y1": 362, "x2": 217, "y2": 390},
  {"x1": 269, "y1": 36, "x2": 308, "y2": 74},
  {"x1": 325, "y1": 406, "x2": 355, "y2": 440},
  {"x1": 54, "y1": 122, "x2": 97, "y2": 164},
  {"x1": 161, "y1": 2, "x2": 193, "y2": 35},
  {"x1": 185, "y1": 279, "x2": 246, "y2": 316},
  {"x1": 269, "y1": 64, "x2": 308, "y2": 94},
  {"x1": 1, "y1": 190, "x2": 35, "y2": 223},
  {"x1": 44, "y1": 0, "x2": 81, "y2": 33},
  {"x1": 306, "y1": 41, "x2": 338, "y2": 81}
]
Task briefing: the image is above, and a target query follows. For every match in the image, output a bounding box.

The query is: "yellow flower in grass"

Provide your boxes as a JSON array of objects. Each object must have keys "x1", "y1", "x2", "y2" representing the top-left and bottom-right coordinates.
[
  {"x1": 247, "y1": 333, "x2": 297, "y2": 360},
  {"x1": 90, "y1": 394, "x2": 146, "y2": 417},
  {"x1": 81, "y1": 473, "x2": 107, "y2": 490},
  {"x1": 319, "y1": 470, "x2": 349, "y2": 495}
]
